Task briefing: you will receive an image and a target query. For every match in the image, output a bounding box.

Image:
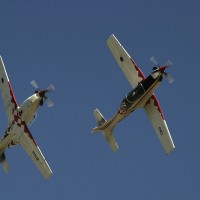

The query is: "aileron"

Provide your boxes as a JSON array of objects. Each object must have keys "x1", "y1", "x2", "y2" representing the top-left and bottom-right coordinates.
[
  {"x1": 145, "y1": 95, "x2": 175, "y2": 154},
  {"x1": 17, "y1": 121, "x2": 52, "y2": 178}
]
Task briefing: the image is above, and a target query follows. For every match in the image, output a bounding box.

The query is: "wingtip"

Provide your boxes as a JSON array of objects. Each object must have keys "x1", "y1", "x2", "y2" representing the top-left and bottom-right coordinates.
[
  {"x1": 107, "y1": 34, "x2": 116, "y2": 44},
  {"x1": 110, "y1": 33, "x2": 115, "y2": 37},
  {"x1": 166, "y1": 146, "x2": 175, "y2": 155},
  {"x1": 44, "y1": 171, "x2": 53, "y2": 179},
  {"x1": 113, "y1": 146, "x2": 119, "y2": 152}
]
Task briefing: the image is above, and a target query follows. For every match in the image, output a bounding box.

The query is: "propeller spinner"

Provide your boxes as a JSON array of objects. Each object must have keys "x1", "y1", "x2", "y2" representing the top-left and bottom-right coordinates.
[
  {"x1": 30, "y1": 80, "x2": 55, "y2": 107},
  {"x1": 150, "y1": 56, "x2": 174, "y2": 83}
]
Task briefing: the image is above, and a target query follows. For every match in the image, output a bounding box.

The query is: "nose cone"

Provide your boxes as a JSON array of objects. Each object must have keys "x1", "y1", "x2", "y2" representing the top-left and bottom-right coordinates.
[
  {"x1": 159, "y1": 66, "x2": 166, "y2": 73},
  {"x1": 38, "y1": 90, "x2": 46, "y2": 98}
]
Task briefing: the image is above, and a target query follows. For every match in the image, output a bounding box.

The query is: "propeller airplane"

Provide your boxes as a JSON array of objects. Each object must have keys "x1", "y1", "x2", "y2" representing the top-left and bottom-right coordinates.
[
  {"x1": 0, "y1": 57, "x2": 54, "y2": 178},
  {"x1": 92, "y1": 34, "x2": 175, "y2": 155}
]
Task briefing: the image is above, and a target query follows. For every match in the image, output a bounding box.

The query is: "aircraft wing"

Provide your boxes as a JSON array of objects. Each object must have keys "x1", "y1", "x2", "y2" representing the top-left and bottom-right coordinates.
[
  {"x1": 144, "y1": 95, "x2": 175, "y2": 154},
  {"x1": 107, "y1": 34, "x2": 145, "y2": 88},
  {"x1": 13, "y1": 118, "x2": 53, "y2": 179},
  {"x1": 0, "y1": 57, "x2": 18, "y2": 121}
]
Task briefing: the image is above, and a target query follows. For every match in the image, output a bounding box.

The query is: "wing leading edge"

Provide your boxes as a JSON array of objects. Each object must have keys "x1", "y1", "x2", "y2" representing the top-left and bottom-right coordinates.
[
  {"x1": 145, "y1": 95, "x2": 175, "y2": 154},
  {"x1": 107, "y1": 34, "x2": 145, "y2": 88},
  {"x1": 0, "y1": 57, "x2": 18, "y2": 122},
  {"x1": 13, "y1": 117, "x2": 53, "y2": 178}
]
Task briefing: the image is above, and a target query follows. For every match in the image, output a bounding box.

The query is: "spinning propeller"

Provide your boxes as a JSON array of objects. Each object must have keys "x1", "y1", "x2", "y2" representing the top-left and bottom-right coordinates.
[
  {"x1": 150, "y1": 56, "x2": 174, "y2": 83},
  {"x1": 30, "y1": 80, "x2": 55, "y2": 107}
]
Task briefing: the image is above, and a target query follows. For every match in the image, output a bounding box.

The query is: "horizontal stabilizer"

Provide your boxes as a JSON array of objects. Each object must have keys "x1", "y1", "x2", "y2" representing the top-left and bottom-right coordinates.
[
  {"x1": 93, "y1": 108, "x2": 106, "y2": 126},
  {"x1": 103, "y1": 130, "x2": 119, "y2": 152},
  {"x1": 0, "y1": 133, "x2": 14, "y2": 151},
  {"x1": 0, "y1": 152, "x2": 9, "y2": 173},
  {"x1": 93, "y1": 109, "x2": 119, "y2": 152}
]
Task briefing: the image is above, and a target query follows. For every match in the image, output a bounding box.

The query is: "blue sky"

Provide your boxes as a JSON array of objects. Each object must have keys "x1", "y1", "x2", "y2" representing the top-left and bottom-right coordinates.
[{"x1": 0, "y1": 0, "x2": 199, "y2": 199}]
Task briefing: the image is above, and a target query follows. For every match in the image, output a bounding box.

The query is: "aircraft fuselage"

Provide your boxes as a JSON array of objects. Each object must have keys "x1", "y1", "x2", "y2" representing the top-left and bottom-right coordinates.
[
  {"x1": 97, "y1": 67, "x2": 166, "y2": 131},
  {"x1": 19, "y1": 92, "x2": 43, "y2": 125},
  {"x1": 119, "y1": 69, "x2": 163, "y2": 114},
  {"x1": 0, "y1": 91, "x2": 45, "y2": 150}
]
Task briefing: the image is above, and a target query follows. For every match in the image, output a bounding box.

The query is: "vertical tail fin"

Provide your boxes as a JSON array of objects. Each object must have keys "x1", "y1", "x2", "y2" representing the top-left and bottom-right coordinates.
[
  {"x1": 93, "y1": 109, "x2": 119, "y2": 152},
  {"x1": 0, "y1": 152, "x2": 9, "y2": 173}
]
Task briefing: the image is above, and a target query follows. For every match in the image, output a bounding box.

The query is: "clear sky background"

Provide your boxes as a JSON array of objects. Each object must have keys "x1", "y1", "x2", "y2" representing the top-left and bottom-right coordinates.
[{"x1": 0, "y1": 0, "x2": 199, "y2": 199}]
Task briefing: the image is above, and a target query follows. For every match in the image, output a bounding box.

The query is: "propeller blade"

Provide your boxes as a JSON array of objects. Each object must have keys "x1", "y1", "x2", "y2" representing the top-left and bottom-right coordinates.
[
  {"x1": 44, "y1": 96, "x2": 54, "y2": 107},
  {"x1": 150, "y1": 56, "x2": 159, "y2": 67},
  {"x1": 164, "y1": 72, "x2": 174, "y2": 84},
  {"x1": 46, "y1": 84, "x2": 55, "y2": 93},
  {"x1": 31, "y1": 80, "x2": 55, "y2": 107},
  {"x1": 30, "y1": 80, "x2": 38, "y2": 89},
  {"x1": 165, "y1": 60, "x2": 173, "y2": 68},
  {"x1": 167, "y1": 73, "x2": 174, "y2": 84}
]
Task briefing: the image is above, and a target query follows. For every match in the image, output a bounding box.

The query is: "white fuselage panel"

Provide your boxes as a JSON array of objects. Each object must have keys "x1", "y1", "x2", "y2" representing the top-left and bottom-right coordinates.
[{"x1": 18, "y1": 93, "x2": 42, "y2": 125}]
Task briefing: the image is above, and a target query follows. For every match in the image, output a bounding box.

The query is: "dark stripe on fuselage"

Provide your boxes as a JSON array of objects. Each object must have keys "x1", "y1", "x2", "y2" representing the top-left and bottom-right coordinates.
[
  {"x1": 140, "y1": 74, "x2": 157, "y2": 91},
  {"x1": 97, "y1": 73, "x2": 162, "y2": 131}
]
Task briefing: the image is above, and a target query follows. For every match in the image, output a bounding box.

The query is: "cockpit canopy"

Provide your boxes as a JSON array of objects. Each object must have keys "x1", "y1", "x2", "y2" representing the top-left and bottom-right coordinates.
[
  {"x1": 120, "y1": 84, "x2": 145, "y2": 111},
  {"x1": 153, "y1": 66, "x2": 159, "y2": 71}
]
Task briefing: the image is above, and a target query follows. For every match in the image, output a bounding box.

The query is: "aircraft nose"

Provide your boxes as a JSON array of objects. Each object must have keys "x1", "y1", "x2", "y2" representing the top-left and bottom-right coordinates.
[
  {"x1": 38, "y1": 90, "x2": 45, "y2": 97},
  {"x1": 159, "y1": 66, "x2": 166, "y2": 73}
]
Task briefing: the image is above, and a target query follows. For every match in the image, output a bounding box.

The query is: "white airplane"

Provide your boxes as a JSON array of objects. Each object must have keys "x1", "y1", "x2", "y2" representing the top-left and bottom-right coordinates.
[
  {"x1": 92, "y1": 34, "x2": 175, "y2": 155},
  {"x1": 0, "y1": 57, "x2": 54, "y2": 178}
]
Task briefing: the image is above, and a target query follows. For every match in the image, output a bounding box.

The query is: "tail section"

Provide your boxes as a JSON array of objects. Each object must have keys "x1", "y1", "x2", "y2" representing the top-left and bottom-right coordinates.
[
  {"x1": 93, "y1": 108, "x2": 106, "y2": 126},
  {"x1": 92, "y1": 109, "x2": 119, "y2": 152},
  {"x1": 102, "y1": 130, "x2": 119, "y2": 152},
  {"x1": 0, "y1": 152, "x2": 9, "y2": 173}
]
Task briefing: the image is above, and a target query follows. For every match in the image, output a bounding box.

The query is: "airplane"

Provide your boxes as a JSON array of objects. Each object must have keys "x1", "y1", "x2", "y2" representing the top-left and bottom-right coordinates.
[
  {"x1": 92, "y1": 34, "x2": 175, "y2": 155},
  {"x1": 0, "y1": 56, "x2": 54, "y2": 178}
]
